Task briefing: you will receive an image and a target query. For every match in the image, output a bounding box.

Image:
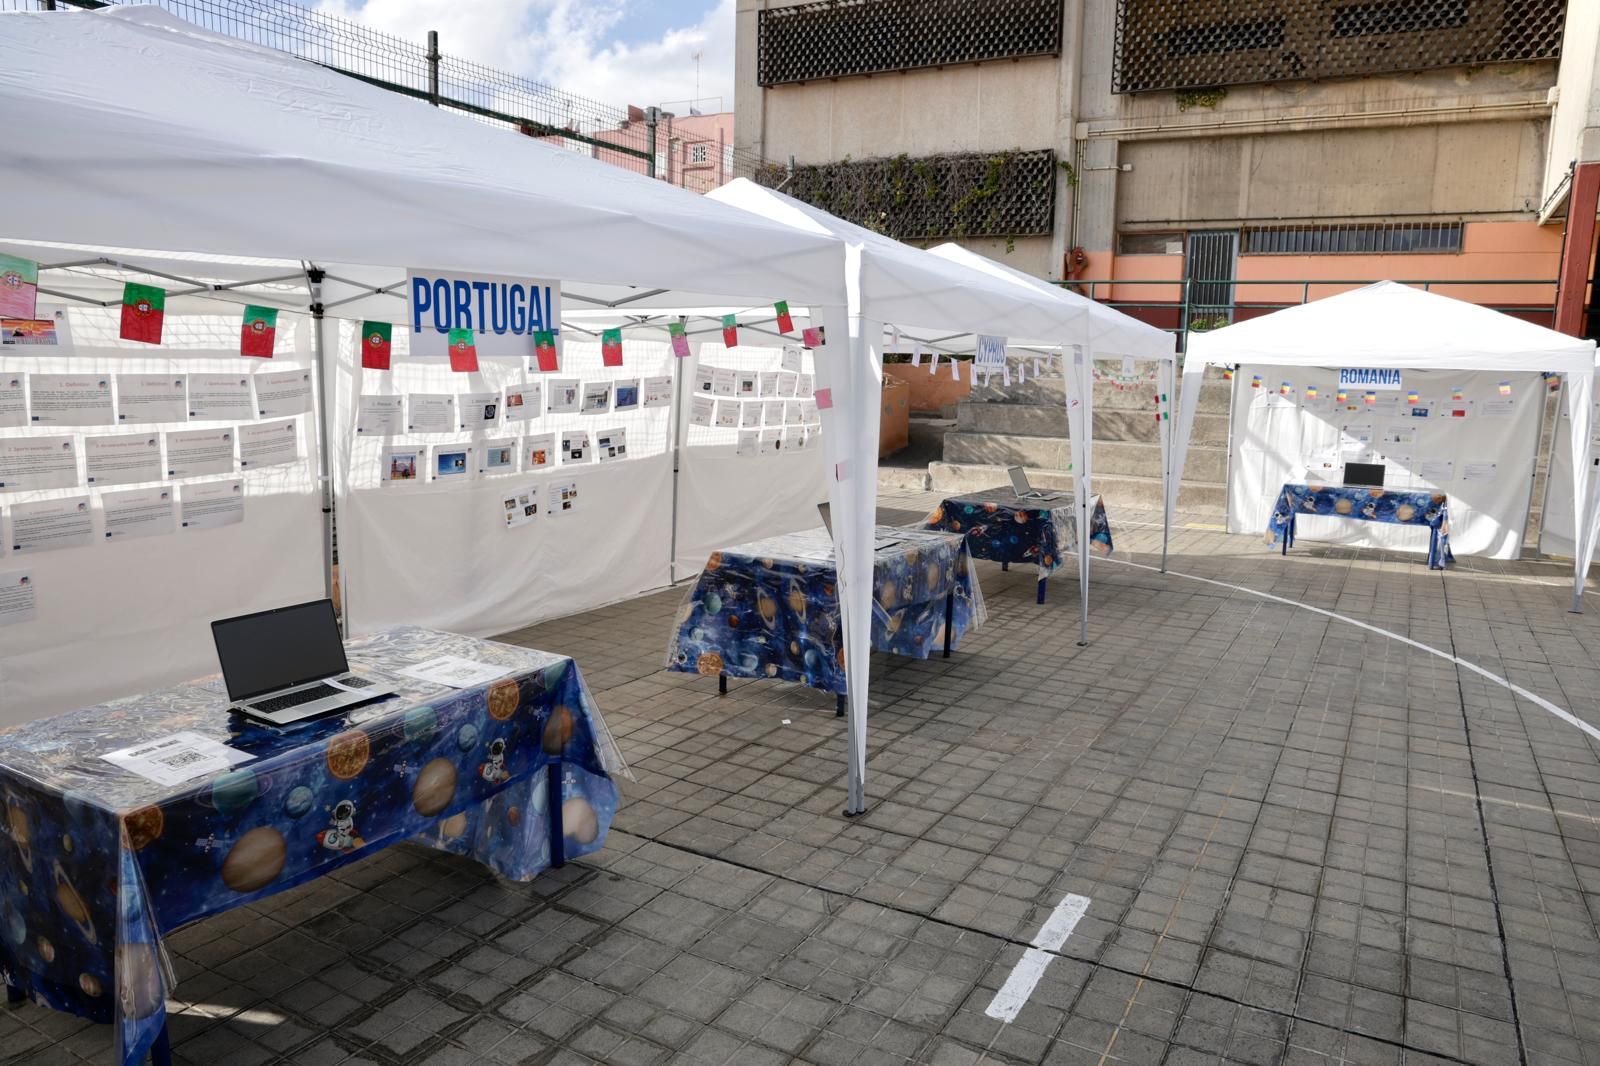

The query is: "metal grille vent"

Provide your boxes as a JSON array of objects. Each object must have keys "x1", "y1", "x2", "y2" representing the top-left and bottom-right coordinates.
[
  {"x1": 757, "y1": 0, "x2": 1063, "y2": 87},
  {"x1": 757, "y1": 150, "x2": 1058, "y2": 240},
  {"x1": 1113, "y1": 0, "x2": 1567, "y2": 94},
  {"x1": 1242, "y1": 222, "x2": 1464, "y2": 254}
]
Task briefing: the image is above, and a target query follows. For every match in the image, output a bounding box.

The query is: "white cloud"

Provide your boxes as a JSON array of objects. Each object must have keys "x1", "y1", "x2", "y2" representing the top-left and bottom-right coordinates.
[{"x1": 317, "y1": 0, "x2": 734, "y2": 114}]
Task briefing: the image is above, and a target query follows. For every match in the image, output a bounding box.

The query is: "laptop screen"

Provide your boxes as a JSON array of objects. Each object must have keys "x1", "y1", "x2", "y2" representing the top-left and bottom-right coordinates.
[
  {"x1": 1343, "y1": 462, "x2": 1386, "y2": 488},
  {"x1": 212, "y1": 599, "x2": 349, "y2": 702},
  {"x1": 1007, "y1": 465, "x2": 1030, "y2": 495}
]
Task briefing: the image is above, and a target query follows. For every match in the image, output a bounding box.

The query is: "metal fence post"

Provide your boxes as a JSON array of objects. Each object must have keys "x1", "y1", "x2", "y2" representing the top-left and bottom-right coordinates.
[
  {"x1": 645, "y1": 106, "x2": 661, "y2": 179},
  {"x1": 426, "y1": 30, "x2": 440, "y2": 106}
]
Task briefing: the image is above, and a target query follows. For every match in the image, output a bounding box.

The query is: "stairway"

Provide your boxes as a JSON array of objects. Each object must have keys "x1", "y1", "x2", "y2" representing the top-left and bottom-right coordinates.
[{"x1": 929, "y1": 363, "x2": 1233, "y2": 513}]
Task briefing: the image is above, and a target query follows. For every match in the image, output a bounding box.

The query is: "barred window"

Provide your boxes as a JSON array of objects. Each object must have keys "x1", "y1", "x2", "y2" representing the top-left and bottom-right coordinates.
[
  {"x1": 1113, "y1": 0, "x2": 1567, "y2": 94},
  {"x1": 757, "y1": 0, "x2": 1063, "y2": 87},
  {"x1": 1118, "y1": 232, "x2": 1186, "y2": 255},
  {"x1": 1241, "y1": 222, "x2": 1464, "y2": 255}
]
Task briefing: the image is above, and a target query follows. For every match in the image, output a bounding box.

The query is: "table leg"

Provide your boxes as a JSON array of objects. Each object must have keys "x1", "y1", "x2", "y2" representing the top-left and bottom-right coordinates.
[
  {"x1": 547, "y1": 762, "x2": 565, "y2": 869},
  {"x1": 718, "y1": 673, "x2": 727, "y2": 696},
  {"x1": 1001, "y1": 560, "x2": 1009, "y2": 572},
  {"x1": 943, "y1": 591, "x2": 954, "y2": 659},
  {"x1": 5, "y1": 984, "x2": 21, "y2": 1005},
  {"x1": 1036, "y1": 576, "x2": 1047, "y2": 605},
  {"x1": 836, "y1": 693, "x2": 845, "y2": 718},
  {"x1": 150, "y1": 1024, "x2": 172, "y2": 1066}
]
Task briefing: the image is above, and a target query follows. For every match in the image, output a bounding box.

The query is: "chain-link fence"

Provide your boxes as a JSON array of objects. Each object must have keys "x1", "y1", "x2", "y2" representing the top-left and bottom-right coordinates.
[{"x1": 6, "y1": 0, "x2": 765, "y2": 191}]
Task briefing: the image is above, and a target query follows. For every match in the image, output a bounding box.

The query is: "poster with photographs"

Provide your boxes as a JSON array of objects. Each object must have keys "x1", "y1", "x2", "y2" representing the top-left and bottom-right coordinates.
[
  {"x1": 581, "y1": 381, "x2": 612, "y2": 414},
  {"x1": 504, "y1": 382, "x2": 541, "y2": 422},
  {"x1": 735, "y1": 371, "x2": 758, "y2": 398},
  {"x1": 407, "y1": 394, "x2": 455, "y2": 433},
  {"x1": 525, "y1": 432, "x2": 556, "y2": 471},
  {"x1": 715, "y1": 399, "x2": 739, "y2": 428},
  {"x1": 459, "y1": 391, "x2": 499, "y2": 429},
  {"x1": 693, "y1": 366, "x2": 715, "y2": 394},
  {"x1": 381, "y1": 447, "x2": 421, "y2": 486},
  {"x1": 643, "y1": 376, "x2": 673, "y2": 408},
  {"x1": 688, "y1": 395, "x2": 714, "y2": 427},
  {"x1": 503, "y1": 487, "x2": 539, "y2": 528},
  {"x1": 547, "y1": 379, "x2": 580, "y2": 414},
  {"x1": 432, "y1": 445, "x2": 472, "y2": 482},
  {"x1": 561, "y1": 430, "x2": 590, "y2": 464},
  {"x1": 613, "y1": 379, "x2": 640, "y2": 411},
  {"x1": 548, "y1": 479, "x2": 578, "y2": 515},
  {"x1": 479, "y1": 438, "x2": 517, "y2": 476},
  {"x1": 595, "y1": 427, "x2": 627, "y2": 462}
]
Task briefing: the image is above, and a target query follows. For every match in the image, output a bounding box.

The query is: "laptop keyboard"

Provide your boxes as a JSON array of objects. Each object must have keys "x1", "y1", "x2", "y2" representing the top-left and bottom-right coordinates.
[{"x1": 253, "y1": 683, "x2": 341, "y2": 713}]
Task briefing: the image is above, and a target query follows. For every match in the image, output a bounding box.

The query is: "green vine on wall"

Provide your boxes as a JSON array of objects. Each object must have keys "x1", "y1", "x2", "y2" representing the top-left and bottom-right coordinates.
[{"x1": 1175, "y1": 86, "x2": 1227, "y2": 111}]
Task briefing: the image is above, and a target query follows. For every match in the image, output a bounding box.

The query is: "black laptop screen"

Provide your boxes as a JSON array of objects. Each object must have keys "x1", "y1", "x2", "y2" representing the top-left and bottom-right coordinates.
[
  {"x1": 1343, "y1": 462, "x2": 1386, "y2": 488},
  {"x1": 211, "y1": 599, "x2": 348, "y2": 701}
]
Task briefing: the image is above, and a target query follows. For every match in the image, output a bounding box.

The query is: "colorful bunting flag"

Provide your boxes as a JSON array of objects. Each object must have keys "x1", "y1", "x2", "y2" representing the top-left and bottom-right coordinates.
[
  {"x1": 1250, "y1": 375, "x2": 1261, "y2": 389},
  {"x1": 721, "y1": 314, "x2": 738, "y2": 348},
  {"x1": 1279, "y1": 381, "x2": 1291, "y2": 396},
  {"x1": 1451, "y1": 387, "x2": 1464, "y2": 402},
  {"x1": 534, "y1": 330, "x2": 559, "y2": 371},
  {"x1": 1363, "y1": 390, "x2": 1376, "y2": 406},
  {"x1": 1221, "y1": 366, "x2": 1234, "y2": 381},
  {"x1": 360, "y1": 321, "x2": 392, "y2": 370},
  {"x1": 814, "y1": 387, "x2": 833, "y2": 410},
  {"x1": 1336, "y1": 389, "x2": 1348, "y2": 403},
  {"x1": 0, "y1": 253, "x2": 38, "y2": 319},
  {"x1": 802, "y1": 326, "x2": 824, "y2": 349},
  {"x1": 1305, "y1": 386, "x2": 1318, "y2": 400},
  {"x1": 1406, "y1": 390, "x2": 1420, "y2": 405},
  {"x1": 1498, "y1": 381, "x2": 1512, "y2": 396},
  {"x1": 667, "y1": 321, "x2": 690, "y2": 359},
  {"x1": 240, "y1": 305, "x2": 278, "y2": 358},
  {"x1": 601, "y1": 328, "x2": 624, "y2": 367},
  {"x1": 774, "y1": 301, "x2": 794, "y2": 334},
  {"x1": 119, "y1": 283, "x2": 165, "y2": 345},
  {"x1": 447, "y1": 328, "x2": 478, "y2": 372}
]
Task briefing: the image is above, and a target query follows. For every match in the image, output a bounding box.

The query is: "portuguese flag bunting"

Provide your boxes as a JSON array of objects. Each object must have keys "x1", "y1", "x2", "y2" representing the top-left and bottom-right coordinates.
[
  {"x1": 668, "y1": 321, "x2": 690, "y2": 359},
  {"x1": 601, "y1": 328, "x2": 623, "y2": 367},
  {"x1": 361, "y1": 321, "x2": 392, "y2": 370},
  {"x1": 240, "y1": 305, "x2": 278, "y2": 358},
  {"x1": 120, "y1": 283, "x2": 166, "y2": 345},
  {"x1": 774, "y1": 300, "x2": 794, "y2": 334},
  {"x1": 534, "y1": 330, "x2": 559, "y2": 371},
  {"x1": 0, "y1": 253, "x2": 39, "y2": 319},
  {"x1": 447, "y1": 328, "x2": 479, "y2": 373},
  {"x1": 721, "y1": 314, "x2": 738, "y2": 348}
]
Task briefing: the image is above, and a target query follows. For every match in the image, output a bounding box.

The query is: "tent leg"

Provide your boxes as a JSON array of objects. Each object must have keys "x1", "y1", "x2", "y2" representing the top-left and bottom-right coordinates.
[
  {"x1": 836, "y1": 693, "x2": 845, "y2": 718},
  {"x1": 151, "y1": 1025, "x2": 173, "y2": 1066},
  {"x1": 718, "y1": 674, "x2": 727, "y2": 696},
  {"x1": 1572, "y1": 589, "x2": 1584, "y2": 615},
  {"x1": 1001, "y1": 560, "x2": 1009, "y2": 572},
  {"x1": 943, "y1": 591, "x2": 954, "y2": 658},
  {"x1": 547, "y1": 763, "x2": 565, "y2": 868},
  {"x1": 307, "y1": 266, "x2": 338, "y2": 626},
  {"x1": 1037, "y1": 575, "x2": 1047, "y2": 604},
  {"x1": 1160, "y1": 525, "x2": 1170, "y2": 574}
]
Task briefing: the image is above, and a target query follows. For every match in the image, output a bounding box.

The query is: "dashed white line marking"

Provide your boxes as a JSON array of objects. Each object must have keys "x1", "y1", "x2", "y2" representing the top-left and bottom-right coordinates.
[{"x1": 984, "y1": 893, "x2": 1091, "y2": 1023}]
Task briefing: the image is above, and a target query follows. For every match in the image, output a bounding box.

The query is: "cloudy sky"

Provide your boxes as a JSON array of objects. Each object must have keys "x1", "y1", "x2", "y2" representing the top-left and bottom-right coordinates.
[{"x1": 317, "y1": 0, "x2": 736, "y2": 114}]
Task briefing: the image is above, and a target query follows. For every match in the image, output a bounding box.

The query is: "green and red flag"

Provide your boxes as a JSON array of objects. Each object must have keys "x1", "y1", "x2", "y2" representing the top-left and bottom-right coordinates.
[
  {"x1": 774, "y1": 300, "x2": 794, "y2": 334},
  {"x1": 447, "y1": 328, "x2": 478, "y2": 372},
  {"x1": 240, "y1": 305, "x2": 278, "y2": 358},
  {"x1": 534, "y1": 330, "x2": 559, "y2": 371},
  {"x1": 119, "y1": 283, "x2": 166, "y2": 345},
  {"x1": 668, "y1": 321, "x2": 690, "y2": 358},
  {"x1": 0, "y1": 254, "x2": 38, "y2": 319},
  {"x1": 721, "y1": 314, "x2": 738, "y2": 348},
  {"x1": 601, "y1": 328, "x2": 623, "y2": 367},
  {"x1": 361, "y1": 321, "x2": 392, "y2": 370}
]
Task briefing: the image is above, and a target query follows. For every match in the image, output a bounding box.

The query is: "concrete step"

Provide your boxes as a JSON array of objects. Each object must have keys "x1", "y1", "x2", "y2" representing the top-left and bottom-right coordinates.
[
  {"x1": 955, "y1": 402, "x2": 1230, "y2": 444},
  {"x1": 942, "y1": 430, "x2": 1228, "y2": 482},
  {"x1": 967, "y1": 367, "x2": 1233, "y2": 413},
  {"x1": 878, "y1": 464, "x2": 931, "y2": 492},
  {"x1": 927, "y1": 462, "x2": 1227, "y2": 514}
]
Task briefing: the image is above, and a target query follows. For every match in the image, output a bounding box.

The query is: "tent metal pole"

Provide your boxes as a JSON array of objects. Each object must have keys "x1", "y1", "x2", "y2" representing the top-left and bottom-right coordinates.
[
  {"x1": 306, "y1": 266, "x2": 339, "y2": 627},
  {"x1": 666, "y1": 317, "x2": 689, "y2": 585},
  {"x1": 1160, "y1": 359, "x2": 1173, "y2": 574}
]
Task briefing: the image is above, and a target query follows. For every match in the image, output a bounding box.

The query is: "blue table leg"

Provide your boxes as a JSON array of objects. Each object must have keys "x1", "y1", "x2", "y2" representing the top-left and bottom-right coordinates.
[
  {"x1": 835, "y1": 693, "x2": 845, "y2": 718},
  {"x1": 1036, "y1": 575, "x2": 1047, "y2": 604},
  {"x1": 547, "y1": 762, "x2": 565, "y2": 869},
  {"x1": 718, "y1": 673, "x2": 727, "y2": 696},
  {"x1": 943, "y1": 591, "x2": 954, "y2": 658},
  {"x1": 150, "y1": 1024, "x2": 172, "y2": 1066},
  {"x1": 5, "y1": 984, "x2": 22, "y2": 1005}
]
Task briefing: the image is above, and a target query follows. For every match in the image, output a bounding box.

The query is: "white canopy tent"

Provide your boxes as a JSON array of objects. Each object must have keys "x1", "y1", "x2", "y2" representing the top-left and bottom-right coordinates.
[
  {"x1": 707, "y1": 178, "x2": 1094, "y2": 814},
  {"x1": 927, "y1": 243, "x2": 1180, "y2": 596},
  {"x1": 0, "y1": 9, "x2": 883, "y2": 727},
  {"x1": 1173, "y1": 282, "x2": 1597, "y2": 610}
]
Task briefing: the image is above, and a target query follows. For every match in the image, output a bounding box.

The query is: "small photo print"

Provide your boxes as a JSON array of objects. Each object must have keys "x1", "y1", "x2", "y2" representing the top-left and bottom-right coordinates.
[
  {"x1": 614, "y1": 380, "x2": 640, "y2": 411},
  {"x1": 383, "y1": 450, "x2": 419, "y2": 483},
  {"x1": 435, "y1": 448, "x2": 470, "y2": 479}
]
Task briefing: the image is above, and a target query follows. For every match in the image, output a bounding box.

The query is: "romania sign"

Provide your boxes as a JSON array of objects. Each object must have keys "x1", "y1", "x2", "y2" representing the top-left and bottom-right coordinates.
[{"x1": 1337, "y1": 367, "x2": 1403, "y2": 391}]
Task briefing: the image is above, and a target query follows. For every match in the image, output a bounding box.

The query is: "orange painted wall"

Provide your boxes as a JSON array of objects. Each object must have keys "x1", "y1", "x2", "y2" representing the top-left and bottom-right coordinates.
[{"x1": 884, "y1": 362, "x2": 973, "y2": 413}]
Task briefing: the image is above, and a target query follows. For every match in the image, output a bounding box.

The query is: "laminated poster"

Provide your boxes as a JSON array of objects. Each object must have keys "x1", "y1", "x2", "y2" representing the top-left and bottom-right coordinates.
[
  {"x1": 480, "y1": 439, "x2": 517, "y2": 476},
  {"x1": 525, "y1": 433, "x2": 556, "y2": 471},
  {"x1": 613, "y1": 379, "x2": 640, "y2": 411},
  {"x1": 238, "y1": 419, "x2": 299, "y2": 470},
  {"x1": 503, "y1": 486, "x2": 539, "y2": 528},
  {"x1": 85, "y1": 433, "x2": 162, "y2": 486},
  {"x1": 356, "y1": 395, "x2": 404, "y2": 436},
  {"x1": 102, "y1": 486, "x2": 176, "y2": 541},
  {"x1": 433, "y1": 445, "x2": 472, "y2": 482},
  {"x1": 549, "y1": 480, "x2": 578, "y2": 514},
  {"x1": 688, "y1": 395, "x2": 714, "y2": 428},
  {"x1": 581, "y1": 381, "x2": 612, "y2": 414},
  {"x1": 10, "y1": 496, "x2": 93, "y2": 554},
  {"x1": 165, "y1": 428, "x2": 234, "y2": 478},
  {"x1": 188, "y1": 375, "x2": 253, "y2": 421},
  {"x1": 546, "y1": 379, "x2": 580, "y2": 414},
  {"x1": 381, "y1": 447, "x2": 421, "y2": 485},
  {"x1": 116, "y1": 375, "x2": 188, "y2": 425},
  {"x1": 459, "y1": 391, "x2": 499, "y2": 429},
  {"x1": 0, "y1": 570, "x2": 36, "y2": 627},
  {"x1": 642, "y1": 377, "x2": 672, "y2": 408},
  {"x1": 0, "y1": 436, "x2": 78, "y2": 490},
  {"x1": 407, "y1": 394, "x2": 456, "y2": 432},
  {"x1": 561, "y1": 430, "x2": 590, "y2": 463},
  {"x1": 255, "y1": 369, "x2": 312, "y2": 418},
  {"x1": 0, "y1": 375, "x2": 23, "y2": 428},
  {"x1": 180, "y1": 479, "x2": 244, "y2": 530},
  {"x1": 711, "y1": 368, "x2": 737, "y2": 397},
  {"x1": 28, "y1": 375, "x2": 113, "y2": 427},
  {"x1": 595, "y1": 427, "x2": 627, "y2": 462},
  {"x1": 714, "y1": 400, "x2": 739, "y2": 428},
  {"x1": 504, "y1": 383, "x2": 542, "y2": 421},
  {"x1": 735, "y1": 430, "x2": 757, "y2": 457}
]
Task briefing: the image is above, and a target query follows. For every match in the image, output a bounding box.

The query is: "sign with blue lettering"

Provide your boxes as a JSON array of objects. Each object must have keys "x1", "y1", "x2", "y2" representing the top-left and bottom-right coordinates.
[
  {"x1": 974, "y1": 334, "x2": 1008, "y2": 368},
  {"x1": 406, "y1": 270, "x2": 561, "y2": 359},
  {"x1": 1337, "y1": 367, "x2": 1403, "y2": 391}
]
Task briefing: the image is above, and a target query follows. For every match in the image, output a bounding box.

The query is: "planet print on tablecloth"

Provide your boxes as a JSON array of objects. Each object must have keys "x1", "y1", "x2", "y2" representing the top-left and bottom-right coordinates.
[
  {"x1": 1396, "y1": 503, "x2": 1415, "y2": 521},
  {"x1": 487, "y1": 679, "x2": 520, "y2": 721},
  {"x1": 703, "y1": 591, "x2": 722, "y2": 614},
  {"x1": 284, "y1": 786, "x2": 314, "y2": 819},
  {"x1": 37, "y1": 936, "x2": 54, "y2": 963},
  {"x1": 403, "y1": 705, "x2": 439, "y2": 743},
  {"x1": 542, "y1": 705, "x2": 574, "y2": 755},
  {"x1": 122, "y1": 806, "x2": 164, "y2": 850},
  {"x1": 696, "y1": 652, "x2": 724, "y2": 677},
  {"x1": 3, "y1": 904, "x2": 25, "y2": 946},
  {"x1": 52, "y1": 861, "x2": 96, "y2": 944},
  {"x1": 1334, "y1": 498, "x2": 1355, "y2": 515},
  {"x1": 7, "y1": 799, "x2": 33, "y2": 871},
  {"x1": 326, "y1": 730, "x2": 371, "y2": 780},
  {"x1": 438, "y1": 812, "x2": 469, "y2": 840},
  {"x1": 561, "y1": 796, "x2": 599, "y2": 845},
  {"x1": 116, "y1": 941, "x2": 164, "y2": 1020},
  {"x1": 456, "y1": 723, "x2": 480, "y2": 753},
  {"x1": 209, "y1": 770, "x2": 260, "y2": 817},
  {"x1": 78, "y1": 973, "x2": 102, "y2": 998},
  {"x1": 220, "y1": 826, "x2": 286, "y2": 893},
  {"x1": 412, "y1": 758, "x2": 457, "y2": 817}
]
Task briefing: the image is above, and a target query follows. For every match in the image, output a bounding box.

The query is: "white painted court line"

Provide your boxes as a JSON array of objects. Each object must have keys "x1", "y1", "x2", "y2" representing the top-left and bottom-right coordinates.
[
  {"x1": 984, "y1": 893, "x2": 1091, "y2": 1023},
  {"x1": 1101, "y1": 556, "x2": 1600, "y2": 747}
]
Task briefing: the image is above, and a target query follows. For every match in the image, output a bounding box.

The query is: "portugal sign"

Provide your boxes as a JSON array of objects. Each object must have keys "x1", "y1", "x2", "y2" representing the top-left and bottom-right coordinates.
[{"x1": 407, "y1": 269, "x2": 560, "y2": 360}]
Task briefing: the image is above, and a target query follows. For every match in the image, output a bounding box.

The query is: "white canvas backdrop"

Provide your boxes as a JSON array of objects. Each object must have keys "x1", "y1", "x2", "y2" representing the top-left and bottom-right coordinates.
[
  {"x1": 1227, "y1": 368, "x2": 1543, "y2": 559},
  {"x1": 1537, "y1": 371, "x2": 1600, "y2": 560},
  {"x1": 673, "y1": 342, "x2": 827, "y2": 579},
  {"x1": 0, "y1": 307, "x2": 323, "y2": 724}
]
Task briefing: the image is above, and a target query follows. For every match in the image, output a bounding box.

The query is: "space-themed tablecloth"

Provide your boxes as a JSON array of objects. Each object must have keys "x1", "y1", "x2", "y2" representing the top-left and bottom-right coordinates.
[
  {"x1": 0, "y1": 626, "x2": 623, "y2": 1066},
  {"x1": 1268, "y1": 483, "x2": 1454, "y2": 569},
  {"x1": 923, "y1": 490, "x2": 1113, "y2": 577},
  {"x1": 666, "y1": 526, "x2": 986, "y2": 695}
]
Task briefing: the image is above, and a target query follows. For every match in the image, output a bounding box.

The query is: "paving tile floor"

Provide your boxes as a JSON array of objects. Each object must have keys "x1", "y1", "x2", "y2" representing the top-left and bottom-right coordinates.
[{"x1": 7, "y1": 487, "x2": 1600, "y2": 1065}]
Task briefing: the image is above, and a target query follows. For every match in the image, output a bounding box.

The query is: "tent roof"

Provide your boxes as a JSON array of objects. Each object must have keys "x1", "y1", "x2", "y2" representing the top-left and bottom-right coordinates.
[
  {"x1": 928, "y1": 243, "x2": 1175, "y2": 362},
  {"x1": 1187, "y1": 281, "x2": 1596, "y2": 373},
  {"x1": 0, "y1": 7, "x2": 846, "y2": 308},
  {"x1": 707, "y1": 179, "x2": 1086, "y2": 342}
]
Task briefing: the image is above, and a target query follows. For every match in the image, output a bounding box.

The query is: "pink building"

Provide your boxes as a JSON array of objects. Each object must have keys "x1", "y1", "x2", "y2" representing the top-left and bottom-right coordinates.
[{"x1": 580, "y1": 107, "x2": 736, "y2": 194}]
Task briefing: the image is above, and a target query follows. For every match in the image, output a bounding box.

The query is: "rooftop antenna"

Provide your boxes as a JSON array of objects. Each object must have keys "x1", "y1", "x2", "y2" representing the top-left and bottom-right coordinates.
[{"x1": 693, "y1": 50, "x2": 703, "y2": 110}]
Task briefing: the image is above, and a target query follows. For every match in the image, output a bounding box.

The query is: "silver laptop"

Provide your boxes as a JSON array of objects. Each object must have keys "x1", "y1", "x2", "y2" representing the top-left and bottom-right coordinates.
[
  {"x1": 211, "y1": 599, "x2": 395, "y2": 726},
  {"x1": 1007, "y1": 465, "x2": 1064, "y2": 501}
]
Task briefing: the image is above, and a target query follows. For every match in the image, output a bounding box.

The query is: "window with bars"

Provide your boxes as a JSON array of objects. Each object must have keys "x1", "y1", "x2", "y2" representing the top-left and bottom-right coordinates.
[
  {"x1": 757, "y1": 0, "x2": 1063, "y2": 87},
  {"x1": 1240, "y1": 222, "x2": 1464, "y2": 254},
  {"x1": 1113, "y1": 0, "x2": 1567, "y2": 94}
]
